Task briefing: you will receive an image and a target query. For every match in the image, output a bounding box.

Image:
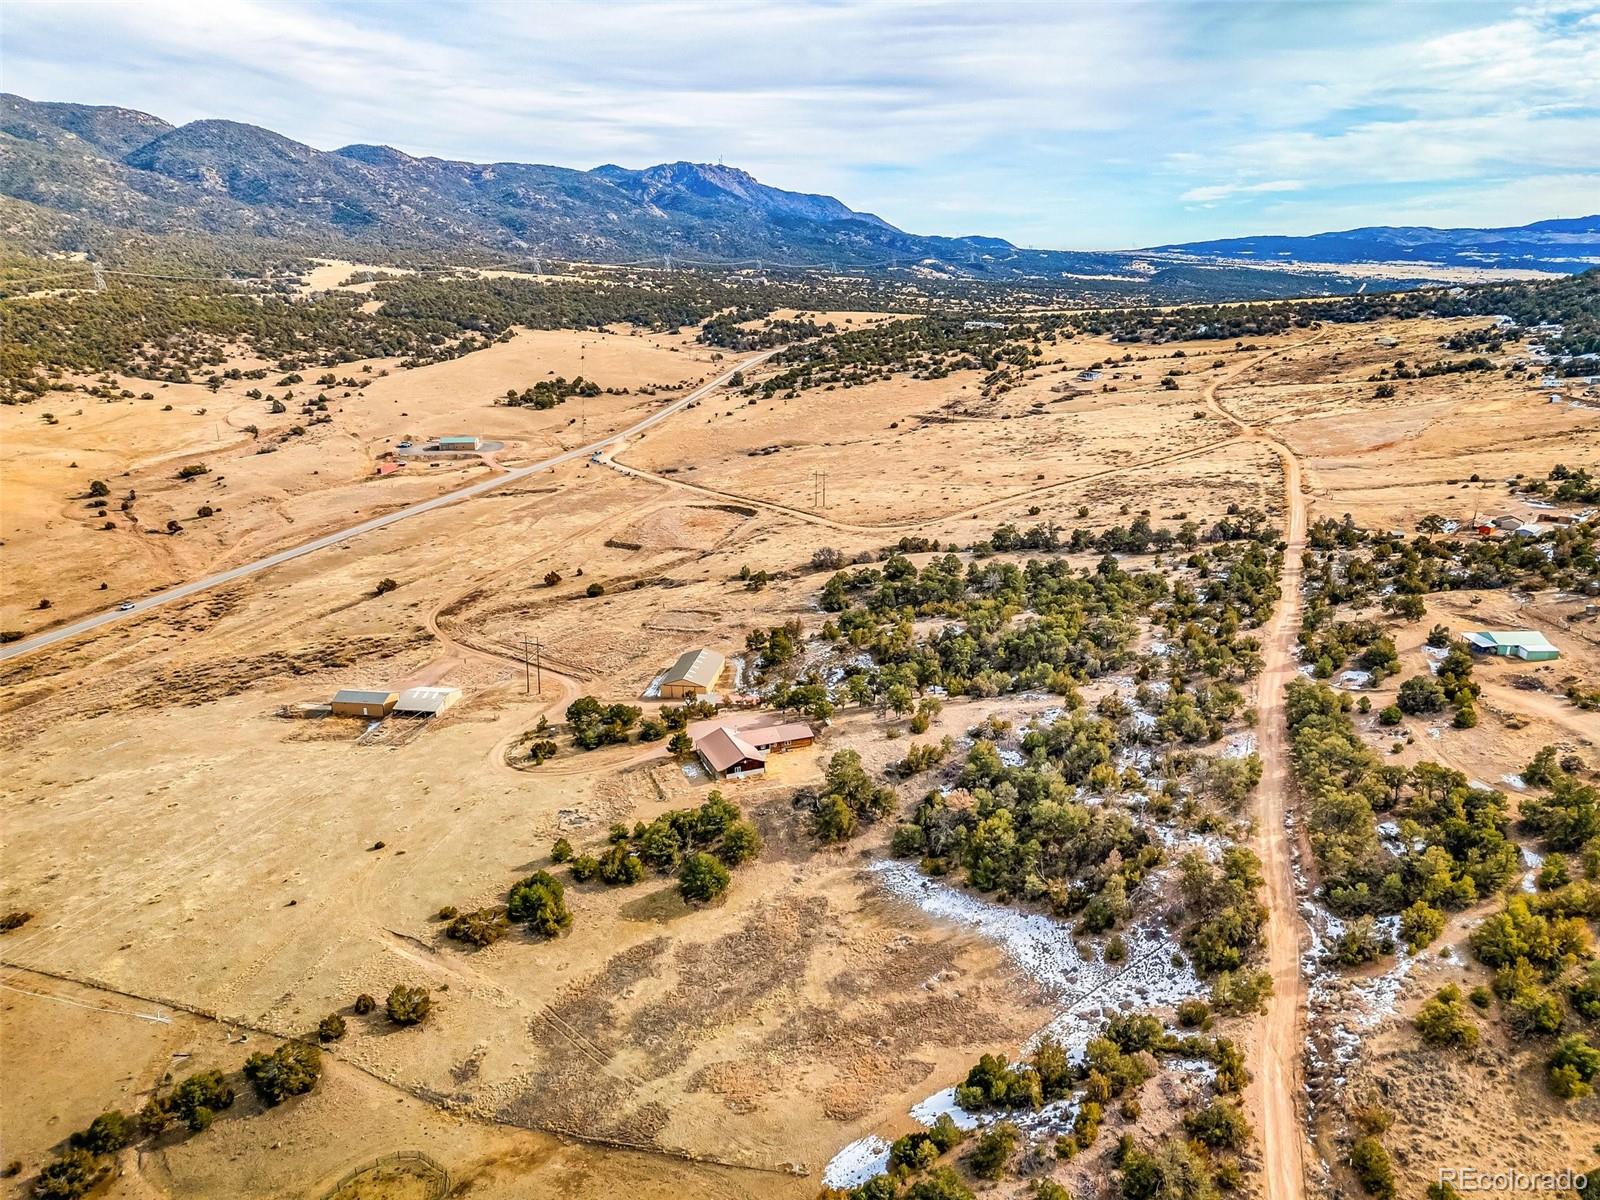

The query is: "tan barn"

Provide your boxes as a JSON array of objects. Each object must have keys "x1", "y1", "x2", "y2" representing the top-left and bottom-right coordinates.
[
  {"x1": 331, "y1": 688, "x2": 398, "y2": 718},
  {"x1": 659, "y1": 648, "x2": 728, "y2": 700}
]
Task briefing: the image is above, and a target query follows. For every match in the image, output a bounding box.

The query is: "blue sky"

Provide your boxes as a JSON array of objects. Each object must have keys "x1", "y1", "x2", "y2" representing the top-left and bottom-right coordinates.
[{"x1": 5, "y1": 0, "x2": 1598, "y2": 248}]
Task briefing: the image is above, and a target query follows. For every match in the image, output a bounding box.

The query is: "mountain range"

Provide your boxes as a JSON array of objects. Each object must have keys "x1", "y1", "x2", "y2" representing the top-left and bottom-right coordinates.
[{"x1": 2, "y1": 93, "x2": 1596, "y2": 288}]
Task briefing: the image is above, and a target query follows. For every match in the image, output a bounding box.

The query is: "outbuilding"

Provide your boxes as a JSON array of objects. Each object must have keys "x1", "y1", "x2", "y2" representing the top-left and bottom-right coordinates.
[
  {"x1": 437, "y1": 435, "x2": 481, "y2": 451},
  {"x1": 1464, "y1": 630, "x2": 1560, "y2": 661},
  {"x1": 659, "y1": 648, "x2": 728, "y2": 700},
  {"x1": 394, "y1": 686, "x2": 463, "y2": 716},
  {"x1": 331, "y1": 688, "x2": 398, "y2": 718}
]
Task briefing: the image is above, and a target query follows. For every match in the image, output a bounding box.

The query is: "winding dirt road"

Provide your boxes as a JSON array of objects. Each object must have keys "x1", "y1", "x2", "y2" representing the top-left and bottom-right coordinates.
[{"x1": 1203, "y1": 352, "x2": 1310, "y2": 1200}]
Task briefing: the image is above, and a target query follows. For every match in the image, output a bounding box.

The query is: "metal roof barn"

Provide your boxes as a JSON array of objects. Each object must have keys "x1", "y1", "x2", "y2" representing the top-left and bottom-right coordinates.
[
  {"x1": 660, "y1": 648, "x2": 727, "y2": 699},
  {"x1": 331, "y1": 689, "x2": 397, "y2": 717},
  {"x1": 395, "y1": 686, "x2": 463, "y2": 716}
]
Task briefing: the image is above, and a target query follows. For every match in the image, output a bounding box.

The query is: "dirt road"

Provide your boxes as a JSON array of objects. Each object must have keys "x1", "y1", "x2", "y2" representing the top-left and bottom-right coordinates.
[
  {"x1": 1, "y1": 350, "x2": 777, "y2": 664},
  {"x1": 1204, "y1": 354, "x2": 1310, "y2": 1200}
]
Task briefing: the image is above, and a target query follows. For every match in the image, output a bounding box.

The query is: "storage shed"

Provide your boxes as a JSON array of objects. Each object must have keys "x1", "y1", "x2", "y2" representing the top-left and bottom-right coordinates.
[
  {"x1": 659, "y1": 648, "x2": 728, "y2": 700},
  {"x1": 331, "y1": 689, "x2": 398, "y2": 718},
  {"x1": 394, "y1": 686, "x2": 463, "y2": 716},
  {"x1": 437, "y1": 435, "x2": 481, "y2": 451},
  {"x1": 1464, "y1": 630, "x2": 1560, "y2": 661}
]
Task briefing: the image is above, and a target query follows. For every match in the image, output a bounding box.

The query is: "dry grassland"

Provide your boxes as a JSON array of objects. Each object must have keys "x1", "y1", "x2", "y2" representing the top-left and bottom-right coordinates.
[{"x1": 2, "y1": 313, "x2": 1596, "y2": 1197}]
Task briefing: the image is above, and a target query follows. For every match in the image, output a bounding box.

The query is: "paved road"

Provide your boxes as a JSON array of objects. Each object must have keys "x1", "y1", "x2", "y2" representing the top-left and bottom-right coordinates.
[{"x1": 2, "y1": 350, "x2": 775, "y2": 663}]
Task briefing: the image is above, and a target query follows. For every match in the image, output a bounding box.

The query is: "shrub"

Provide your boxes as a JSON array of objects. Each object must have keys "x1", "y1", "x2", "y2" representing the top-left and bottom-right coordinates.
[
  {"x1": 1377, "y1": 705, "x2": 1402, "y2": 726},
  {"x1": 317, "y1": 1013, "x2": 346, "y2": 1042},
  {"x1": 955, "y1": 1053, "x2": 1042, "y2": 1112},
  {"x1": 888, "y1": 1114, "x2": 966, "y2": 1172},
  {"x1": 1470, "y1": 895, "x2": 1590, "y2": 970},
  {"x1": 446, "y1": 907, "x2": 510, "y2": 946},
  {"x1": 1414, "y1": 984, "x2": 1479, "y2": 1049},
  {"x1": 966, "y1": 1121, "x2": 1019, "y2": 1181},
  {"x1": 386, "y1": 984, "x2": 431, "y2": 1025},
  {"x1": 352, "y1": 992, "x2": 377, "y2": 1015},
  {"x1": 1176, "y1": 998, "x2": 1211, "y2": 1029},
  {"x1": 33, "y1": 1150, "x2": 107, "y2": 1200},
  {"x1": 551, "y1": 837, "x2": 574, "y2": 863},
  {"x1": 68, "y1": 1110, "x2": 133, "y2": 1154},
  {"x1": 1399, "y1": 900, "x2": 1445, "y2": 951},
  {"x1": 598, "y1": 844, "x2": 647, "y2": 886},
  {"x1": 1120, "y1": 1138, "x2": 1214, "y2": 1200},
  {"x1": 717, "y1": 819, "x2": 763, "y2": 867},
  {"x1": 1183, "y1": 1101, "x2": 1251, "y2": 1150},
  {"x1": 1210, "y1": 970, "x2": 1272, "y2": 1014},
  {"x1": 0, "y1": 910, "x2": 34, "y2": 932},
  {"x1": 905, "y1": 1169, "x2": 975, "y2": 1200},
  {"x1": 243, "y1": 1040, "x2": 322, "y2": 1105},
  {"x1": 165, "y1": 1069, "x2": 235, "y2": 1132},
  {"x1": 373, "y1": 578, "x2": 398, "y2": 596},
  {"x1": 507, "y1": 871, "x2": 571, "y2": 936},
  {"x1": 585, "y1": 582, "x2": 605, "y2": 597},
  {"x1": 1547, "y1": 1034, "x2": 1600, "y2": 1099},
  {"x1": 679, "y1": 852, "x2": 731, "y2": 903},
  {"x1": 1397, "y1": 675, "x2": 1446, "y2": 715},
  {"x1": 176, "y1": 463, "x2": 210, "y2": 479},
  {"x1": 1349, "y1": 1136, "x2": 1395, "y2": 1200}
]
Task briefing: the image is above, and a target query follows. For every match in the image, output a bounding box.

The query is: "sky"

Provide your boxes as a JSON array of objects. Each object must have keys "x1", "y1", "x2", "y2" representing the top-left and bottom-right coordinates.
[{"x1": 4, "y1": 0, "x2": 1599, "y2": 249}]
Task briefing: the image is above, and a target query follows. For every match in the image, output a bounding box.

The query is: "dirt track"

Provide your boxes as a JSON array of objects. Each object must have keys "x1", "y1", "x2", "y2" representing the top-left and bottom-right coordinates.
[{"x1": 1205, "y1": 352, "x2": 1310, "y2": 1200}]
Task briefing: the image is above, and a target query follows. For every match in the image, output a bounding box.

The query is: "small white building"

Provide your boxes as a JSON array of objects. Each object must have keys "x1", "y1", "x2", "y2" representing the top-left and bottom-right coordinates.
[{"x1": 394, "y1": 686, "x2": 463, "y2": 716}]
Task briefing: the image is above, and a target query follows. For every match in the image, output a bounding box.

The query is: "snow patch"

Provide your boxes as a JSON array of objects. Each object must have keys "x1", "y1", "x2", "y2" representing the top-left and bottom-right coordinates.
[
  {"x1": 910, "y1": 1088, "x2": 981, "y2": 1131},
  {"x1": 822, "y1": 1135, "x2": 890, "y2": 1188}
]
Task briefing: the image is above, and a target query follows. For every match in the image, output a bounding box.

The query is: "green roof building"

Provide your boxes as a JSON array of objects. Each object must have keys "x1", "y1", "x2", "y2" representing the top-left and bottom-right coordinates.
[{"x1": 1464, "y1": 630, "x2": 1559, "y2": 661}]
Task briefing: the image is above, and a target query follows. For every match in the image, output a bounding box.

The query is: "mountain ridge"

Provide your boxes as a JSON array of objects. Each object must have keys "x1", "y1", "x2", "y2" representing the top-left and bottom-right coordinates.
[{"x1": 2, "y1": 93, "x2": 1596, "y2": 283}]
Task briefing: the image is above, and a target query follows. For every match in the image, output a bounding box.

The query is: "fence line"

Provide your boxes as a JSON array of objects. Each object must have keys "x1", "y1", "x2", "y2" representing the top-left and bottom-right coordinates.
[{"x1": 323, "y1": 1149, "x2": 449, "y2": 1199}]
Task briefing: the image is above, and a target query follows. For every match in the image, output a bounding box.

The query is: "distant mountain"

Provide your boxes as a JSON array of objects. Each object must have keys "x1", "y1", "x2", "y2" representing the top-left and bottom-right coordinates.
[
  {"x1": 2, "y1": 93, "x2": 1594, "y2": 297},
  {"x1": 1150, "y1": 217, "x2": 1600, "y2": 272}
]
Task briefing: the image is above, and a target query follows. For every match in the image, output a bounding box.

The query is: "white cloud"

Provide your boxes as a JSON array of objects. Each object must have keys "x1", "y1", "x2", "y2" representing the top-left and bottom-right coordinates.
[
  {"x1": 2, "y1": 0, "x2": 1596, "y2": 246},
  {"x1": 1181, "y1": 180, "x2": 1304, "y2": 204}
]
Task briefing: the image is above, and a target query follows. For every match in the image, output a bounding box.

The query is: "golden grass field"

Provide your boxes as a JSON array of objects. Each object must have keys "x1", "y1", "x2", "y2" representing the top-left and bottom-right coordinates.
[{"x1": 2, "y1": 307, "x2": 1597, "y2": 1198}]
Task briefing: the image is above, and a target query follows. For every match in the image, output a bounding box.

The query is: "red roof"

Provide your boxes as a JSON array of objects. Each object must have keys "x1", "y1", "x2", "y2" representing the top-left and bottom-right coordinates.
[
  {"x1": 695, "y1": 726, "x2": 765, "y2": 774},
  {"x1": 743, "y1": 722, "x2": 814, "y2": 749}
]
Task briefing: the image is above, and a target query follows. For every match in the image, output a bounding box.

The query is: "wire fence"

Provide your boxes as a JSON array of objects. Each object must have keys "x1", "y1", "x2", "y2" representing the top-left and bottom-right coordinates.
[{"x1": 322, "y1": 1150, "x2": 449, "y2": 1200}]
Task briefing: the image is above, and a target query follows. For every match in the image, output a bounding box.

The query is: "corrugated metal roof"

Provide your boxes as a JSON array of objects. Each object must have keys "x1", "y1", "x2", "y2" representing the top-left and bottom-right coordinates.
[
  {"x1": 333, "y1": 689, "x2": 395, "y2": 704},
  {"x1": 663, "y1": 648, "x2": 726, "y2": 688},
  {"x1": 1468, "y1": 630, "x2": 1557, "y2": 651},
  {"x1": 695, "y1": 726, "x2": 764, "y2": 773},
  {"x1": 395, "y1": 686, "x2": 462, "y2": 714}
]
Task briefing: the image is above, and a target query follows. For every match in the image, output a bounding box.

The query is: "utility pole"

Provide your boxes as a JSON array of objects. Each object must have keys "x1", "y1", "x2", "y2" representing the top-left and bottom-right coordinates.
[
  {"x1": 535, "y1": 639, "x2": 543, "y2": 696},
  {"x1": 522, "y1": 634, "x2": 530, "y2": 695}
]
